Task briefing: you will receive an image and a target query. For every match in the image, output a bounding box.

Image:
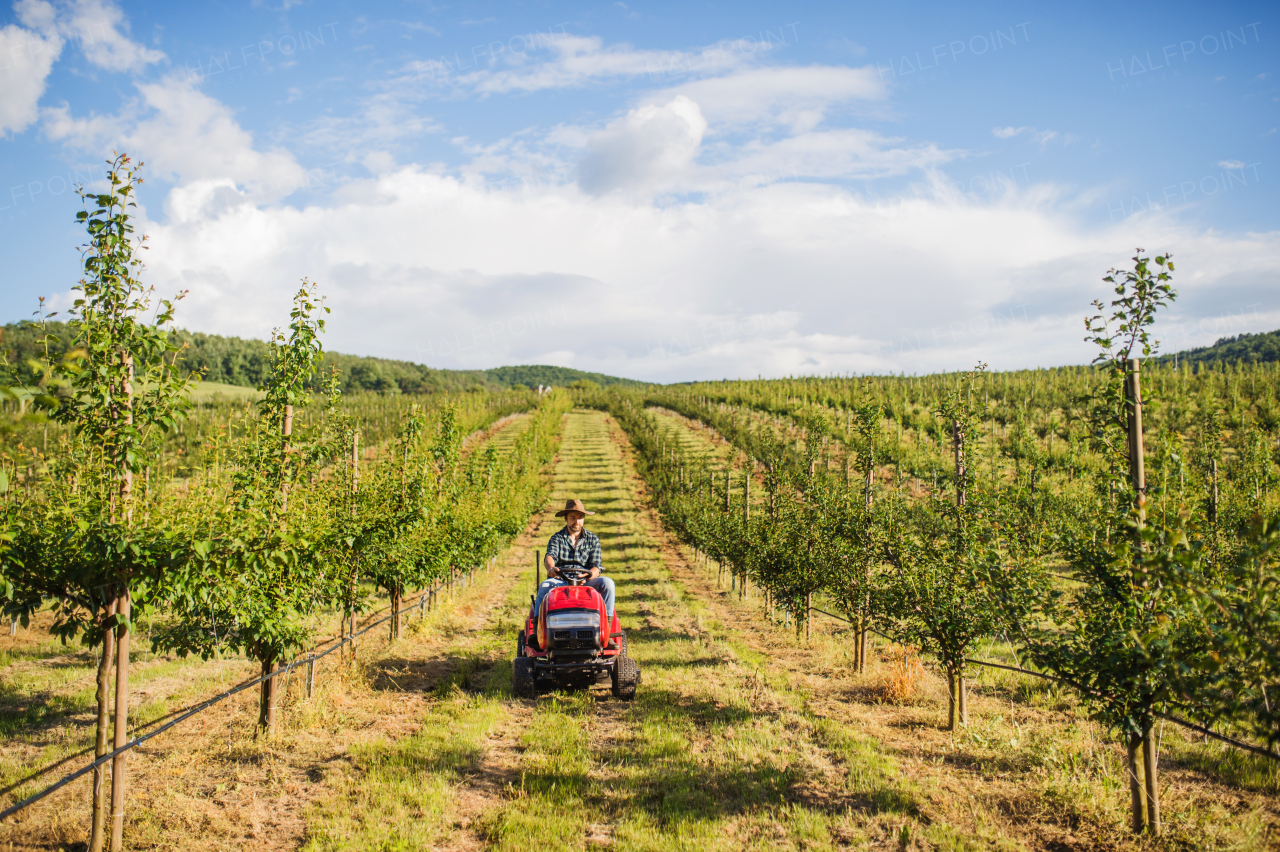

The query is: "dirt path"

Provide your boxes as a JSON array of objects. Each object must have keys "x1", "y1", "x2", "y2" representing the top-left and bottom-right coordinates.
[{"x1": 324, "y1": 409, "x2": 922, "y2": 852}]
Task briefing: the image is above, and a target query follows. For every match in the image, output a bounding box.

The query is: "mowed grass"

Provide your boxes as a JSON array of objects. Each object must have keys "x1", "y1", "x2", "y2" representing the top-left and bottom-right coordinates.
[{"x1": 307, "y1": 409, "x2": 922, "y2": 851}]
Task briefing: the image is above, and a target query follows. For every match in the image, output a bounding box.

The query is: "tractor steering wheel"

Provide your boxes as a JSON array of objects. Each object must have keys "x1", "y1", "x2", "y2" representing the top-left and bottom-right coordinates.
[{"x1": 557, "y1": 566, "x2": 591, "y2": 584}]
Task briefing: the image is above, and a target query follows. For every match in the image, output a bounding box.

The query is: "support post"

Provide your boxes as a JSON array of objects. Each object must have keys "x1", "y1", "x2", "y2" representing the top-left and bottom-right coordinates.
[
  {"x1": 1127, "y1": 358, "x2": 1146, "y2": 528},
  {"x1": 1143, "y1": 725, "x2": 1161, "y2": 834},
  {"x1": 109, "y1": 585, "x2": 130, "y2": 849},
  {"x1": 90, "y1": 601, "x2": 116, "y2": 852},
  {"x1": 1209, "y1": 458, "x2": 1219, "y2": 524}
]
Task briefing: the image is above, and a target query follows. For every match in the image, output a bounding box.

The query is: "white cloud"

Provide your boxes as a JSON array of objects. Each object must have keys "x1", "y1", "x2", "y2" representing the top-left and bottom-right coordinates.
[
  {"x1": 43, "y1": 74, "x2": 305, "y2": 201},
  {"x1": 294, "y1": 90, "x2": 445, "y2": 157},
  {"x1": 0, "y1": 0, "x2": 168, "y2": 137},
  {"x1": 399, "y1": 33, "x2": 773, "y2": 95},
  {"x1": 59, "y1": 0, "x2": 164, "y2": 72},
  {"x1": 992, "y1": 125, "x2": 1058, "y2": 150},
  {"x1": 1218, "y1": 159, "x2": 1246, "y2": 169},
  {"x1": 21, "y1": 17, "x2": 1275, "y2": 381},
  {"x1": 105, "y1": 155, "x2": 1280, "y2": 384},
  {"x1": 654, "y1": 65, "x2": 885, "y2": 131},
  {"x1": 708, "y1": 127, "x2": 957, "y2": 186},
  {"x1": 0, "y1": 1, "x2": 64, "y2": 136},
  {"x1": 578, "y1": 96, "x2": 706, "y2": 196}
]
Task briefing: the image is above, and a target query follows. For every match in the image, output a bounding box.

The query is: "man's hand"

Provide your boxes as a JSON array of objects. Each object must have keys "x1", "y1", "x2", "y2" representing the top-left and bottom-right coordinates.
[
  {"x1": 589, "y1": 566, "x2": 601, "y2": 580},
  {"x1": 544, "y1": 553, "x2": 558, "y2": 579}
]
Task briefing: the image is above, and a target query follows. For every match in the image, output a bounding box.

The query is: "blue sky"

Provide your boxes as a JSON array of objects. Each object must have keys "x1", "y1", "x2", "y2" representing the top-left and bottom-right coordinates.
[{"x1": 1, "y1": 0, "x2": 1276, "y2": 381}]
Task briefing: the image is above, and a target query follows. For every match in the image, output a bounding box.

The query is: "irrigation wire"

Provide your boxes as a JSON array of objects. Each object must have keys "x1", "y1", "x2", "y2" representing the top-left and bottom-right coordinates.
[
  {"x1": 808, "y1": 606, "x2": 1279, "y2": 762},
  {"x1": 0, "y1": 575, "x2": 458, "y2": 821}
]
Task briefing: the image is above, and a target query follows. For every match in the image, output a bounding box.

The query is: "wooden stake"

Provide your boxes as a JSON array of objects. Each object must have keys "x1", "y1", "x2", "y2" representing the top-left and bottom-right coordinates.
[
  {"x1": 1143, "y1": 726, "x2": 1161, "y2": 834},
  {"x1": 1127, "y1": 359, "x2": 1146, "y2": 528},
  {"x1": 110, "y1": 355, "x2": 134, "y2": 852},
  {"x1": 1209, "y1": 458, "x2": 1219, "y2": 524},
  {"x1": 90, "y1": 601, "x2": 115, "y2": 852},
  {"x1": 109, "y1": 585, "x2": 130, "y2": 849}
]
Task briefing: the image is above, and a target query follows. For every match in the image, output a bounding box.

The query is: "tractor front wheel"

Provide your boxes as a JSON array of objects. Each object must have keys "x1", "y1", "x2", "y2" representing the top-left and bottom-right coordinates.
[
  {"x1": 611, "y1": 655, "x2": 639, "y2": 701},
  {"x1": 513, "y1": 657, "x2": 536, "y2": 698}
]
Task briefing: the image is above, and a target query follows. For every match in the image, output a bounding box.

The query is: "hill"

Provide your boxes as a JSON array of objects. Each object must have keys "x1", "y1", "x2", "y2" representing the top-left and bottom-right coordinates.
[
  {"x1": 483, "y1": 364, "x2": 648, "y2": 389},
  {"x1": 0, "y1": 321, "x2": 648, "y2": 394},
  {"x1": 1157, "y1": 328, "x2": 1280, "y2": 366}
]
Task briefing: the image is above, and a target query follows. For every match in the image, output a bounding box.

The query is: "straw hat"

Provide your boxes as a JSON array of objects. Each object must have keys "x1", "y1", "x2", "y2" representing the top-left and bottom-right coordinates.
[{"x1": 554, "y1": 498, "x2": 596, "y2": 517}]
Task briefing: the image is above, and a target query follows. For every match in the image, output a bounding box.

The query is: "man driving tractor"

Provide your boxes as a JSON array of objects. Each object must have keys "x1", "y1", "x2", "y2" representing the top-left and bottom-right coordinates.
[{"x1": 536, "y1": 499, "x2": 615, "y2": 619}]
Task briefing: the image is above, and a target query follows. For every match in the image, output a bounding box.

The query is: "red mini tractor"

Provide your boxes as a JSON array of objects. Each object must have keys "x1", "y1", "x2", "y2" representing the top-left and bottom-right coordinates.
[{"x1": 513, "y1": 566, "x2": 640, "y2": 699}]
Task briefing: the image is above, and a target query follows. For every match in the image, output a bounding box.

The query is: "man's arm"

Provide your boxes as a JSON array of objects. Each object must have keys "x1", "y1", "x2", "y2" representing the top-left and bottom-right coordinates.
[
  {"x1": 586, "y1": 534, "x2": 602, "y2": 579},
  {"x1": 545, "y1": 533, "x2": 563, "y2": 579}
]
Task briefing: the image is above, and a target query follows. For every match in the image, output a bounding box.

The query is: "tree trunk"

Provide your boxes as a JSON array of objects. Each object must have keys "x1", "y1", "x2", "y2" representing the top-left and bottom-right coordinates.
[
  {"x1": 109, "y1": 585, "x2": 130, "y2": 850},
  {"x1": 944, "y1": 665, "x2": 967, "y2": 729},
  {"x1": 391, "y1": 588, "x2": 402, "y2": 640},
  {"x1": 1143, "y1": 725, "x2": 1161, "y2": 834},
  {"x1": 258, "y1": 655, "x2": 278, "y2": 736},
  {"x1": 90, "y1": 603, "x2": 115, "y2": 852},
  {"x1": 1127, "y1": 732, "x2": 1149, "y2": 833}
]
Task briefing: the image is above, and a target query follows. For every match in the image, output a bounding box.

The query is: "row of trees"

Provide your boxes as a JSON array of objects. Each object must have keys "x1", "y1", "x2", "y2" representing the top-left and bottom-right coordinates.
[
  {"x1": 585, "y1": 251, "x2": 1280, "y2": 837},
  {"x1": 0, "y1": 155, "x2": 568, "y2": 850}
]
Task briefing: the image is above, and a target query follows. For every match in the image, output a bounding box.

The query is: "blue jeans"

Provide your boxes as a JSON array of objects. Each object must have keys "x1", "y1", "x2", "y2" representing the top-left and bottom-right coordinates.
[{"x1": 536, "y1": 576, "x2": 615, "y2": 618}]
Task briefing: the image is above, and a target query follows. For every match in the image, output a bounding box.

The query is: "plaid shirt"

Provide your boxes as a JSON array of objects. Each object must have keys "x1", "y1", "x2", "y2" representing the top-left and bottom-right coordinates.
[{"x1": 546, "y1": 527, "x2": 603, "y2": 572}]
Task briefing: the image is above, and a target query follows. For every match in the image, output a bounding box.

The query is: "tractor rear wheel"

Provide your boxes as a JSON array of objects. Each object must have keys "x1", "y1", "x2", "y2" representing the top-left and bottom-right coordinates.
[
  {"x1": 513, "y1": 657, "x2": 536, "y2": 698},
  {"x1": 611, "y1": 654, "x2": 639, "y2": 701},
  {"x1": 516, "y1": 629, "x2": 526, "y2": 657}
]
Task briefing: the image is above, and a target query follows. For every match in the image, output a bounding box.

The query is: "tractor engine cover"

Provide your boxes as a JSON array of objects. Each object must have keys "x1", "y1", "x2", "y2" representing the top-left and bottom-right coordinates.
[{"x1": 538, "y1": 586, "x2": 607, "y2": 651}]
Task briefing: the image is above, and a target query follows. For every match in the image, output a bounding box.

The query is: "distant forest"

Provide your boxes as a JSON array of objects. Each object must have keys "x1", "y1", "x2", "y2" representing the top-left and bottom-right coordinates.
[
  {"x1": 1157, "y1": 329, "x2": 1280, "y2": 366},
  {"x1": 0, "y1": 321, "x2": 649, "y2": 394}
]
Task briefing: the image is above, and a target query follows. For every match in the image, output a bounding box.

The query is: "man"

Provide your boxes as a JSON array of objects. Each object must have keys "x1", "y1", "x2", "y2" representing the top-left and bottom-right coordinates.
[{"x1": 536, "y1": 498, "x2": 615, "y2": 618}]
